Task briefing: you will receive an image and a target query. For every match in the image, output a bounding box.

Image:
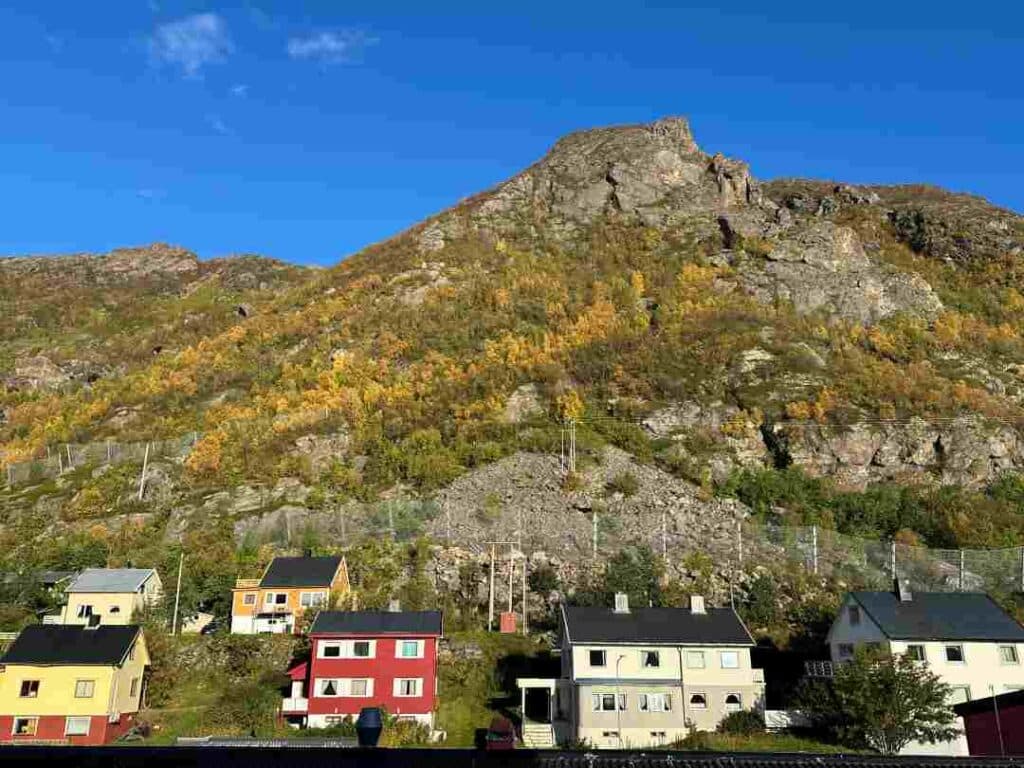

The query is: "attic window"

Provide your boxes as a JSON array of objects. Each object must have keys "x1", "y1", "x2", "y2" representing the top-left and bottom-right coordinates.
[{"x1": 848, "y1": 606, "x2": 861, "y2": 626}]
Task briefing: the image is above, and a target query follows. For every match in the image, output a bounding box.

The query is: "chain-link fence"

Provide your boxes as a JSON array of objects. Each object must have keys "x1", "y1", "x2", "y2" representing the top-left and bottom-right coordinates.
[{"x1": 3, "y1": 434, "x2": 198, "y2": 486}]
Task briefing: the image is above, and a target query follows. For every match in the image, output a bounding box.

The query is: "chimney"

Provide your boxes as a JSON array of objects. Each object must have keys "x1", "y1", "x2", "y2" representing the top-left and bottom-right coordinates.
[
  {"x1": 613, "y1": 593, "x2": 630, "y2": 614},
  {"x1": 896, "y1": 579, "x2": 913, "y2": 602},
  {"x1": 388, "y1": 599, "x2": 401, "y2": 613},
  {"x1": 690, "y1": 595, "x2": 706, "y2": 615}
]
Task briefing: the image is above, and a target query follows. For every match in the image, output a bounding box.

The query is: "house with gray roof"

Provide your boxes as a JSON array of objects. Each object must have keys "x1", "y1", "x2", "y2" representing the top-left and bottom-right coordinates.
[
  {"x1": 516, "y1": 594, "x2": 764, "y2": 750},
  {"x1": 827, "y1": 581, "x2": 1024, "y2": 756},
  {"x1": 60, "y1": 568, "x2": 162, "y2": 627}
]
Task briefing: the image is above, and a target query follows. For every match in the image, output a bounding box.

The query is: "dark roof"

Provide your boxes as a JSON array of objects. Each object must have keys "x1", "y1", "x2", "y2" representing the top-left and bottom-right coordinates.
[
  {"x1": 1, "y1": 624, "x2": 140, "y2": 666},
  {"x1": 851, "y1": 591, "x2": 1024, "y2": 642},
  {"x1": 954, "y1": 688, "x2": 1024, "y2": 717},
  {"x1": 562, "y1": 605, "x2": 753, "y2": 645},
  {"x1": 310, "y1": 611, "x2": 443, "y2": 636},
  {"x1": 259, "y1": 556, "x2": 342, "y2": 588}
]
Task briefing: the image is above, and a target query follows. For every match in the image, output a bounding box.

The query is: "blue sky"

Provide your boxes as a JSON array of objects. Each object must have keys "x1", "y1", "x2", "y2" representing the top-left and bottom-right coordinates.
[{"x1": 1, "y1": 2, "x2": 1021, "y2": 266}]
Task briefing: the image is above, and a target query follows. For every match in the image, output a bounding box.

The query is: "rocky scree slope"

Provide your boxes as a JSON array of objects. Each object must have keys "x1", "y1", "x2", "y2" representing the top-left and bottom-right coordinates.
[{"x1": 1, "y1": 117, "x2": 1024, "y2": 580}]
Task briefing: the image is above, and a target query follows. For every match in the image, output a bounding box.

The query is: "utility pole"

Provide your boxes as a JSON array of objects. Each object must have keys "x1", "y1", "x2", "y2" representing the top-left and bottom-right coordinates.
[
  {"x1": 488, "y1": 544, "x2": 496, "y2": 631},
  {"x1": 522, "y1": 553, "x2": 528, "y2": 636},
  {"x1": 661, "y1": 510, "x2": 667, "y2": 560},
  {"x1": 890, "y1": 539, "x2": 897, "y2": 581},
  {"x1": 592, "y1": 509, "x2": 598, "y2": 560},
  {"x1": 811, "y1": 525, "x2": 819, "y2": 575},
  {"x1": 171, "y1": 552, "x2": 184, "y2": 635},
  {"x1": 569, "y1": 419, "x2": 577, "y2": 473},
  {"x1": 736, "y1": 520, "x2": 743, "y2": 565},
  {"x1": 137, "y1": 443, "x2": 150, "y2": 501},
  {"x1": 507, "y1": 553, "x2": 514, "y2": 615}
]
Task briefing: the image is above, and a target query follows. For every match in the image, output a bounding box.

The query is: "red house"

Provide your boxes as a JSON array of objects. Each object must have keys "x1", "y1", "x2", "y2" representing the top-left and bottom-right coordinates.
[{"x1": 282, "y1": 609, "x2": 443, "y2": 730}]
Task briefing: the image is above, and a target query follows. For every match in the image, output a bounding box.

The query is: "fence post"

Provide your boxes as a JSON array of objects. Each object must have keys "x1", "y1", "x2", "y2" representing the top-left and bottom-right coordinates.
[
  {"x1": 592, "y1": 510, "x2": 598, "y2": 561},
  {"x1": 736, "y1": 520, "x2": 743, "y2": 566},
  {"x1": 812, "y1": 525, "x2": 819, "y2": 575},
  {"x1": 890, "y1": 539, "x2": 897, "y2": 580},
  {"x1": 959, "y1": 550, "x2": 965, "y2": 592}
]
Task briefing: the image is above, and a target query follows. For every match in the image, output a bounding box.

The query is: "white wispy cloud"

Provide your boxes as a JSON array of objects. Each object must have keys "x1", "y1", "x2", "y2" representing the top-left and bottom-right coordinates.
[
  {"x1": 286, "y1": 29, "x2": 376, "y2": 64},
  {"x1": 148, "y1": 13, "x2": 233, "y2": 77},
  {"x1": 206, "y1": 114, "x2": 231, "y2": 135},
  {"x1": 230, "y1": 83, "x2": 249, "y2": 97}
]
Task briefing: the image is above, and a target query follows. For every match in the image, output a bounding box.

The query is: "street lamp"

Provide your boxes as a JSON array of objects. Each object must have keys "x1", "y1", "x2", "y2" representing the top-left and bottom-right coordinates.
[{"x1": 615, "y1": 654, "x2": 626, "y2": 748}]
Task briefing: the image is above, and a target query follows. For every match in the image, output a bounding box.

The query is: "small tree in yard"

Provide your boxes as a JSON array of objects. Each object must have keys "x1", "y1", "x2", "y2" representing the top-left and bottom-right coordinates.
[{"x1": 798, "y1": 647, "x2": 957, "y2": 754}]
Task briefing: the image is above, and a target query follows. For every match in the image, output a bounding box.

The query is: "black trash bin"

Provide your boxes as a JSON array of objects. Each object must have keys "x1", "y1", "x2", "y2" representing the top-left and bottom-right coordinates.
[{"x1": 356, "y1": 707, "x2": 384, "y2": 747}]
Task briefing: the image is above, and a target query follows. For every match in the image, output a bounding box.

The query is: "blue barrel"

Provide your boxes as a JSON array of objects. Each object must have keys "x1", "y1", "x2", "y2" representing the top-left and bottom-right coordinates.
[{"x1": 356, "y1": 707, "x2": 384, "y2": 747}]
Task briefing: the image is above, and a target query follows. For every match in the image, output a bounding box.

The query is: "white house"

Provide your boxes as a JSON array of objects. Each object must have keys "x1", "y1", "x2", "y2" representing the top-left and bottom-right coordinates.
[
  {"x1": 517, "y1": 594, "x2": 765, "y2": 750},
  {"x1": 827, "y1": 581, "x2": 1024, "y2": 755}
]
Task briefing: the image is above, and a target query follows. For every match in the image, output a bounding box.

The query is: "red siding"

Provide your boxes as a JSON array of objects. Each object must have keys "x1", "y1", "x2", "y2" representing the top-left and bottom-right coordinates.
[
  {"x1": 0, "y1": 714, "x2": 134, "y2": 745},
  {"x1": 307, "y1": 635, "x2": 438, "y2": 719},
  {"x1": 962, "y1": 705, "x2": 1024, "y2": 756}
]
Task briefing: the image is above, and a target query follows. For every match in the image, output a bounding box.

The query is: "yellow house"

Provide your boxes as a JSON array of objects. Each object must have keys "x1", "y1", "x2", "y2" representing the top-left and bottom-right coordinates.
[
  {"x1": 0, "y1": 624, "x2": 149, "y2": 744},
  {"x1": 231, "y1": 555, "x2": 350, "y2": 634},
  {"x1": 60, "y1": 568, "x2": 163, "y2": 627}
]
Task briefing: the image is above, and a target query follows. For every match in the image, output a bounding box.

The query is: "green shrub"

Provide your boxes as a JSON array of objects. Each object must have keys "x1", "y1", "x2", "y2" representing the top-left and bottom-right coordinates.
[
  {"x1": 717, "y1": 709, "x2": 765, "y2": 735},
  {"x1": 605, "y1": 471, "x2": 640, "y2": 497}
]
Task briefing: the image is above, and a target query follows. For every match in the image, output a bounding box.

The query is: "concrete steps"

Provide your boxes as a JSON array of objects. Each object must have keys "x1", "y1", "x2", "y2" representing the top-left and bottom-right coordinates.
[{"x1": 521, "y1": 722, "x2": 555, "y2": 748}]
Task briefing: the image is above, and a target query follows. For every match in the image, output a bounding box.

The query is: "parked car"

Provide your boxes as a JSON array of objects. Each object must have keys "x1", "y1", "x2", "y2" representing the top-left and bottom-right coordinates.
[{"x1": 484, "y1": 716, "x2": 515, "y2": 751}]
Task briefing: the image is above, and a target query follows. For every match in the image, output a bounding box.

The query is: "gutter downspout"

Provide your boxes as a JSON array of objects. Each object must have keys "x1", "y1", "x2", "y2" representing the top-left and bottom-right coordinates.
[{"x1": 676, "y1": 647, "x2": 686, "y2": 735}]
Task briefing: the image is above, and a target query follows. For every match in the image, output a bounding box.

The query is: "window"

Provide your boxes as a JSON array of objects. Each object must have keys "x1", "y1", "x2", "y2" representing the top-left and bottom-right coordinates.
[
  {"x1": 949, "y1": 686, "x2": 971, "y2": 705},
  {"x1": 318, "y1": 679, "x2": 340, "y2": 697},
  {"x1": 274, "y1": 593, "x2": 287, "y2": 605},
  {"x1": 639, "y1": 693, "x2": 672, "y2": 712},
  {"x1": 725, "y1": 693, "x2": 742, "y2": 712},
  {"x1": 77, "y1": 604, "x2": 93, "y2": 618},
  {"x1": 130, "y1": 678, "x2": 139, "y2": 698},
  {"x1": 837, "y1": 643, "x2": 854, "y2": 660},
  {"x1": 688, "y1": 693, "x2": 707, "y2": 709},
  {"x1": 848, "y1": 605, "x2": 861, "y2": 626},
  {"x1": 1001, "y1": 645, "x2": 1020, "y2": 664},
  {"x1": 264, "y1": 593, "x2": 275, "y2": 605},
  {"x1": 324, "y1": 716, "x2": 345, "y2": 726},
  {"x1": 321, "y1": 643, "x2": 341, "y2": 658},
  {"x1": 945, "y1": 645, "x2": 965, "y2": 664},
  {"x1": 242, "y1": 593, "x2": 256, "y2": 606},
  {"x1": 650, "y1": 731, "x2": 667, "y2": 744},
  {"x1": 65, "y1": 717, "x2": 90, "y2": 737},
  {"x1": 353, "y1": 641, "x2": 371, "y2": 658},
  {"x1": 300, "y1": 592, "x2": 326, "y2": 608},
  {"x1": 109, "y1": 606, "x2": 120, "y2": 614},
  {"x1": 905, "y1": 644, "x2": 926, "y2": 661},
  {"x1": 395, "y1": 678, "x2": 422, "y2": 697},
  {"x1": 720, "y1": 651, "x2": 739, "y2": 669},
  {"x1": 74, "y1": 680, "x2": 95, "y2": 698},
  {"x1": 642, "y1": 650, "x2": 660, "y2": 668},
  {"x1": 589, "y1": 649, "x2": 606, "y2": 667},
  {"x1": 398, "y1": 640, "x2": 423, "y2": 658},
  {"x1": 686, "y1": 651, "x2": 706, "y2": 668},
  {"x1": 602, "y1": 731, "x2": 619, "y2": 739},
  {"x1": 350, "y1": 679, "x2": 369, "y2": 697},
  {"x1": 591, "y1": 693, "x2": 626, "y2": 711},
  {"x1": 12, "y1": 718, "x2": 37, "y2": 736},
  {"x1": 19, "y1": 680, "x2": 39, "y2": 698}
]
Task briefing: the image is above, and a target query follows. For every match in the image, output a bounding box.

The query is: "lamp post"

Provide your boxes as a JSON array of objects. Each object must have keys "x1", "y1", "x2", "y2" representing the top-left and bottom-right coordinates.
[{"x1": 615, "y1": 654, "x2": 626, "y2": 749}]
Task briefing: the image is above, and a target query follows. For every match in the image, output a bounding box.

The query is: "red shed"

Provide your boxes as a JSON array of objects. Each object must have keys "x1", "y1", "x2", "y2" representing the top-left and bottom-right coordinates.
[{"x1": 954, "y1": 689, "x2": 1024, "y2": 756}]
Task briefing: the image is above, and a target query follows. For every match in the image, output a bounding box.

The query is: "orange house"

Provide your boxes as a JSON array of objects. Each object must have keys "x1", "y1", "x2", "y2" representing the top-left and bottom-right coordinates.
[{"x1": 230, "y1": 555, "x2": 350, "y2": 635}]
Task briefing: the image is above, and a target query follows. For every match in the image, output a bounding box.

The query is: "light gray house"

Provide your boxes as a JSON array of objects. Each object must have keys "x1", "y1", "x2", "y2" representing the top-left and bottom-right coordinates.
[{"x1": 517, "y1": 594, "x2": 765, "y2": 749}]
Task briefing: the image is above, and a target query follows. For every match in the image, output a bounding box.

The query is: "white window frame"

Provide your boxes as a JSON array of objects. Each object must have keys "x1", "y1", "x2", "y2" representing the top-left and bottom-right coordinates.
[
  {"x1": 688, "y1": 692, "x2": 707, "y2": 709},
  {"x1": 74, "y1": 679, "x2": 95, "y2": 699},
  {"x1": 130, "y1": 677, "x2": 140, "y2": 699},
  {"x1": 641, "y1": 650, "x2": 660, "y2": 668},
  {"x1": 318, "y1": 640, "x2": 376, "y2": 659},
  {"x1": 319, "y1": 641, "x2": 343, "y2": 659},
  {"x1": 591, "y1": 693, "x2": 626, "y2": 712},
  {"x1": 589, "y1": 649, "x2": 606, "y2": 667},
  {"x1": 317, "y1": 678, "x2": 342, "y2": 697},
  {"x1": 349, "y1": 678, "x2": 371, "y2": 697},
  {"x1": 64, "y1": 716, "x2": 91, "y2": 737},
  {"x1": 945, "y1": 644, "x2": 966, "y2": 664},
  {"x1": 352, "y1": 639, "x2": 374, "y2": 658},
  {"x1": 396, "y1": 639, "x2": 424, "y2": 659},
  {"x1": 299, "y1": 591, "x2": 326, "y2": 608},
  {"x1": 639, "y1": 692, "x2": 672, "y2": 712},
  {"x1": 720, "y1": 650, "x2": 740, "y2": 669},
  {"x1": 950, "y1": 685, "x2": 971, "y2": 704},
  {"x1": 12, "y1": 717, "x2": 38, "y2": 736},
  {"x1": 685, "y1": 650, "x2": 705, "y2": 668},
  {"x1": 394, "y1": 678, "x2": 423, "y2": 697},
  {"x1": 1000, "y1": 645, "x2": 1019, "y2": 665},
  {"x1": 724, "y1": 692, "x2": 743, "y2": 712},
  {"x1": 316, "y1": 677, "x2": 374, "y2": 697},
  {"x1": 905, "y1": 644, "x2": 926, "y2": 662},
  {"x1": 242, "y1": 593, "x2": 256, "y2": 606}
]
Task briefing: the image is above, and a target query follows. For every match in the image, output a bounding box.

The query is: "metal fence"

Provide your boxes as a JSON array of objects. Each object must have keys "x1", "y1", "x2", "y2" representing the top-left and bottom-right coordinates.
[{"x1": 3, "y1": 435, "x2": 198, "y2": 486}]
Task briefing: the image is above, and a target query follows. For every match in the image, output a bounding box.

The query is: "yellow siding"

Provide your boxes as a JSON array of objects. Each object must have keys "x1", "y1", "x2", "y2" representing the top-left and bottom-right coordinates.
[
  {"x1": 62, "y1": 593, "x2": 141, "y2": 626},
  {"x1": 0, "y1": 665, "x2": 116, "y2": 717}
]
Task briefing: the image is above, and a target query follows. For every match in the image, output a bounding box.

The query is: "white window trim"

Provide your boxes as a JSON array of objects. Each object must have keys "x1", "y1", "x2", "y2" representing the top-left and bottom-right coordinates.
[
  {"x1": 242, "y1": 593, "x2": 256, "y2": 605},
  {"x1": 348, "y1": 678, "x2": 372, "y2": 697},
  {"x1": 945, "y1": 644, "x2": 966, "y2": 664},
  {"x1": 589, "y1": 649, "x2": 607, "y2": 667},
  {"x1": 315, "y1": 677, "x2": 374, "y2": 697},
  {"x1": 720, "y1": 650, "x2": 740, "y2": 669},
  {"x1": 396, "y1": 639, "x2": 425, "y2": 659},
  {"x1": 394, "y1": 677, "x2": 423, "y2": 697},
  {"x1": 688, "y1": 692, "x2": 708, "y2": 709},
  {"x1": 318, "y1": 640, "x2": 377, "y2": 659},
  {"x1": 74, "y1": 679, "x2": 95, "y2": 699},
  {"x1": 591, "y1": 693, "x2": 626, "y2": 711},
  {"x1": 12, "y1": 717, "x2": 38, "y2": 736},
  {"x1": 685, "y1": 650, "x2": 706, "y2": 668},
  {"x1": 299, "y1": 591, "x2": 327, "y2": 608},
  {"x1": 905, "y1": 644, "x2": 927, "y2": 662},
  {"x1": 64, "y1": 716, "x2": 91, "y2": 737},
  {"x1": 1000, "y1": 645, "x2": 1020, "y2": 665},
  {"x1": 639, "y1": 692, "x2": 672, "y2": 712},
  {"x1": 724, "y1": 692, "x2": 743, "y2": 711},
  {"x1": 641, "y1": 650, "x2": 660, "y2": 668}
]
